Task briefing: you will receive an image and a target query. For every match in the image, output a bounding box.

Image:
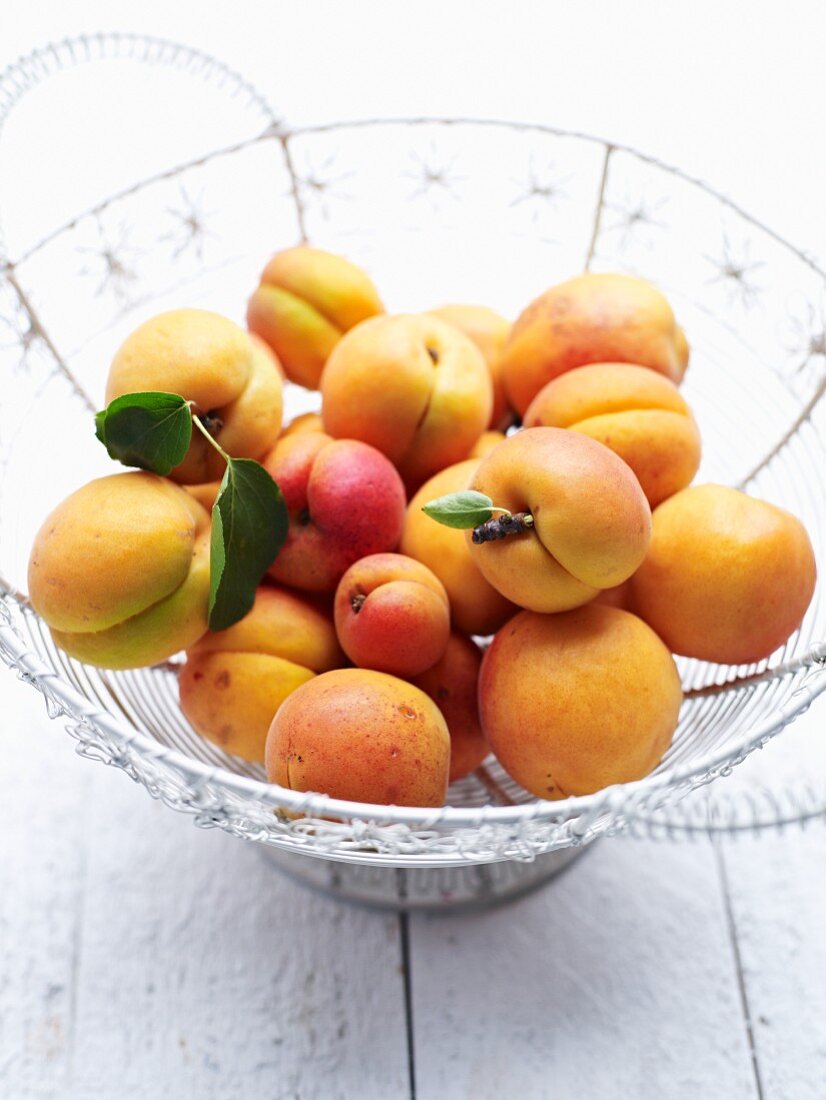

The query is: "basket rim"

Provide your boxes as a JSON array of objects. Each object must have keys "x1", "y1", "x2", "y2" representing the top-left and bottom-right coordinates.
[{"x1": 2, "y1": 596, "x2": 825, "y2": 827}]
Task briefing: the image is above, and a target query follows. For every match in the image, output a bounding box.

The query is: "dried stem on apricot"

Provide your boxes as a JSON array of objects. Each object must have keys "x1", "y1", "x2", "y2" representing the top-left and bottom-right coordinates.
[
  {"x1": 351, "y1": 592, "x2": 367, "y2": 614},
  {"x1": 471, "y1": 511, "x2": 535, "y2": 544}
]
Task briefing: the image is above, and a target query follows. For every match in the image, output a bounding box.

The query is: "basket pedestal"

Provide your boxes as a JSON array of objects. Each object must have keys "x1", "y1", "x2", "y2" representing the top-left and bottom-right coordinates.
[{"x1": 257, "y1": 844, "x2": 591, "y2": 912}]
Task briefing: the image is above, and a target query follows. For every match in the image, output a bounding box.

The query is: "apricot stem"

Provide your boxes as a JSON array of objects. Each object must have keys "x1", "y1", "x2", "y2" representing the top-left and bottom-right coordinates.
[
  {"x1": 190, "y1": 406, "x2": 230, "y2": 464},
  {"x1": 472, "y1": 511, "x2": 534, "y2": 544},
  {"x1": 351, "y1": 592, "x2": 367, "y2": 614}
]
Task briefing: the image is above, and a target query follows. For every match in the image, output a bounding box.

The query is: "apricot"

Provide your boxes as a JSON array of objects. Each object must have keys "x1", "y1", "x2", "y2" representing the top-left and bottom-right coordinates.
[
  {"x1": 266, "y1": 668, "x2": 450, "y2": 806},
  {"x1": 184, "y1": 480, "x2": 221, "y2": 512},
  {"x1": 428, "y1": 304, "x2": 512, "y2": 429},
  {"x1": 28, "y1": 472, "x2": 210, "y2": 668},
  {"x1": 106, "y1": 311, "x2": 283, "y2": 484},
  {"x1": 525, "y1": 362, "x2": 701, "y2": 507},
  {"x1": 263, "y1": 430, "x2": 406, "y2": 592},
  {"x1": 401, "y1": 459, "x2": 516, "y2": 637},
  {"x1": 321, "y1": 313, "x2": 493, "y2": 490},
  {"x1": 179, "y1": 585, "x2": 343, "y2": 763},
  {"x1": 467, "y1": 428, "x2": 651, "y2": 613},
  {"x1": 334, "y1": 553, "x2": 450, "y2": 677},
  {"x1": 411, "y1": 632, "x2": 488, "y2": 782},
  {"x1": 630, "y1": 484, "x2": 817, "y2": 664},
  {"x1": 480, "y1": 605, "x2": 682, "y2": 799},
  {"x1": 500, "y1": 273, "x2": 689, "y2": 415},
  {"x1": 468, "y1": 430, "x2": 507, "y2": 460},
  {"x1": 591, "y1": 580, "x2": 632, "y2": 611},
  {"x1": 247, "y1": 245, "x2": 383, "y2": 389},
  {"x1": 280, "y1": 411, "x2": 324, "y2": 438}
]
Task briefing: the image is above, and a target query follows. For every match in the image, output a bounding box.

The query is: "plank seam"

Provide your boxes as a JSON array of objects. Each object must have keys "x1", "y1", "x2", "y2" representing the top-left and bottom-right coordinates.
[
  {"x1": 713, "y1": 837, "x2": 766, "y2": 1100},
  {"x1": 396, "y1": 867, "x2": 417, "y2": 1100}
]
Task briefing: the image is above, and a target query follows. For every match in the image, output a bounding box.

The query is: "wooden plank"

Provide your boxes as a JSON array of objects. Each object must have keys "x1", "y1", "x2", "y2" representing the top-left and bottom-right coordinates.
[
  {"x1": 409, "y1": 837, "x2": 759, "y2": 1100},
  {"x1": 0, "y1": 674, "x2": 92, "y2": 1100},
  {"x1": 721, "y1": 824, "x2": 826, "y2": 1100},
  {"x1": 68, "y1": 788, "x2": 410, "y2": 1099},
  {"x1": 0, "y1": 677, "x2": 410, "y2": 1100}
]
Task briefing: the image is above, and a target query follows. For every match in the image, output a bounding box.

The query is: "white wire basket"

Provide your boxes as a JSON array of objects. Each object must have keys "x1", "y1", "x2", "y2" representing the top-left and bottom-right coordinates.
[{"x1": 1, "y1": 34, "x2": 825, "y2": 909}]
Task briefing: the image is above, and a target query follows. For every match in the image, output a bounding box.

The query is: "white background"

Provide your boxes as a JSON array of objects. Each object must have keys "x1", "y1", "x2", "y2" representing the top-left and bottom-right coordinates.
[{"x1": 2, "y1": 3, "x2": 826, "y2": 1099}]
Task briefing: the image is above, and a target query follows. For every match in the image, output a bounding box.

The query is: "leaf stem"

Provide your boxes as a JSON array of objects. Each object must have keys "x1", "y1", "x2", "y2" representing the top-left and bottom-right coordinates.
[{"x1": 190, "y1": 405, "x2": 230, "y2": 464}]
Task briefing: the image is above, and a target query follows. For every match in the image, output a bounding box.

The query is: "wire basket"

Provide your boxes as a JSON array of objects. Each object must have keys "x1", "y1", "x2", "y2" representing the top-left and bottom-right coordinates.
[{"x1": 1, "y1": 35, "x2": 825, "y2": 908}]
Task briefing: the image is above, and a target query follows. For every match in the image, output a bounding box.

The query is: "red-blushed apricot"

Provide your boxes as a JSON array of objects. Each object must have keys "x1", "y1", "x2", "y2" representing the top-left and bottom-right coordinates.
[
  {"x1": 525, "y1": 362, "x2": 701, "y2": 508},
  {"x1": 247, "y1": 245, "x2": 383, "y2": 389},
  {"x1": 401, "y1": 459, "x2": 516, "y2": 637},
  {"x1": 334, "y1": 553, "x2": 450, "y2": 677},
  {"x1": 321, "y1": 313, "x2": 492, "y2": 491},
  {"x1": 179, "y1": 585, "x2": 343, "y2": 763},
  {"x1": 428, "y1": 304, "x2": 513, "y2": 429},
  {"x1": 501, "y1": 273, "x2": 689, "y2": 416},
  {"x1": 411, "y1": 632, "x2": 488, "y2": 782},
  {"x1": 262, "y1": 431, "x2": 406, "y2": 593},
  {"x1": 467, "y1": 428, "x2": 651, "y2": 613},
  {"x1": 266, "y1": 668, "x2": 450, "y2": 806},
  {"x1": 28, "y1": 472, "x2": 210, "y2": 669},
  {"x1": 630, "y1": 484, "x2": 817, "y2": 664},
  {"x1": 480, "y1": 605, "x2": 682, "y2": 798},
  {"x1": 106, "y1": 310, "x2": 283, "y2": 483}
]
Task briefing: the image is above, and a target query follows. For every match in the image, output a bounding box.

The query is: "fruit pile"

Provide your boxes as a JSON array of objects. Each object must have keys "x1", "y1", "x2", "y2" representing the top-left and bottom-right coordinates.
[{"x1": 27, "y1": 247, "x2": 817, "y2": 809}]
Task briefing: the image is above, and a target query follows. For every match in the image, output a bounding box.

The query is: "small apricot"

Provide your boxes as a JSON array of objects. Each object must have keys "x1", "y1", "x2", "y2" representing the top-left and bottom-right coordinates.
[
  {"x1": 266, "y1": 668, "x2": 450, "y2": 806},
  {"x1": 467, "y1": 428, "x2": 651, "y2": 613},
  {"x1": 630, "y1": 484, "x2": 817, "y2": 664},
  {"x1": 480, "y1": 605, "x2": 682, "y2": 798},
  {"x1": 247, "y1": 245, "x2": 383, "y2": 389},
  {"x1": 501, "y1": 273, "x2": 689, "y2": 416},
  {"x1": 334, "y1": 553, "x2": 450, "y2": 677},
  {"x1": 525, "y1": 362, "x2": 701, "y2": 507}
]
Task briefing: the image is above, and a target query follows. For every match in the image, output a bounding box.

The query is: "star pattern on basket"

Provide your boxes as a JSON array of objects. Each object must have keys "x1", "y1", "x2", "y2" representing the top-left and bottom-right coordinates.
[
  {"x1": 510, "y1": 160, "x2": 572, "y2": 221},
  {"x1": 779, "y1": 297, "x2": 826, "y2": 382},
  {"x1": 604, "y1": 193, "x2": 668, "y2": 249},
  {"x1": 706, "y1": 234, "x2": 764, "y2": 308},
  {"x1": 76, "y1": 219, "x2": 141, "y2": 302},
  {"x1": 406, "y1": 148, "x2": 464, "y2": 202},
  {"x1": 293, "y1": 153, "x2": 354, "y2": 219},
  {"x1": 161, "y1": 187, "x2": 216, "y2": 260}
]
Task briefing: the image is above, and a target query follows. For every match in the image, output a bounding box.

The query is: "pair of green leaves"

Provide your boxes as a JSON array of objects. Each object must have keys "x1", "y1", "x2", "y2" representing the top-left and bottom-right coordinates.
[{"x1": 95, "y1": 392, "x2": 287, "y2": 631}]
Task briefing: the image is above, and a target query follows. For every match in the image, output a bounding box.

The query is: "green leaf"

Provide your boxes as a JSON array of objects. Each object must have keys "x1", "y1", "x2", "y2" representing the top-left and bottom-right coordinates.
[
  {"x1": 209, "y1": 457, "x2": 288, "y2": 631},
  {"x1": 95, "y1": 392, "x2": 192, "y2": 476},
  {"x1": 422, "y1": 490, "x2": 496, "y2": 529}
]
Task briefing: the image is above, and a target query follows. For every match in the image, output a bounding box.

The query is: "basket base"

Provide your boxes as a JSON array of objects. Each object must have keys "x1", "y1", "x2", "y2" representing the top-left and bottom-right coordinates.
[{"x1": 257, "y1": 844, "x2": 592, "y2": 913}]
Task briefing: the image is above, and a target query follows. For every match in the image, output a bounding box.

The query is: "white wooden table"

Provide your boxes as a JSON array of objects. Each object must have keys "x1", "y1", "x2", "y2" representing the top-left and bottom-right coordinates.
[{"x1": 3, "y1": 668, "x2": 825, "y2": 1100}]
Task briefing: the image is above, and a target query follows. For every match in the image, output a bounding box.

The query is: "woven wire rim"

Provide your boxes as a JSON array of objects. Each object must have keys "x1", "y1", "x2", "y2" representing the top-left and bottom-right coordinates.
[{"x1": 1, "y1": 32, "x2": 825, "y2": 840}]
